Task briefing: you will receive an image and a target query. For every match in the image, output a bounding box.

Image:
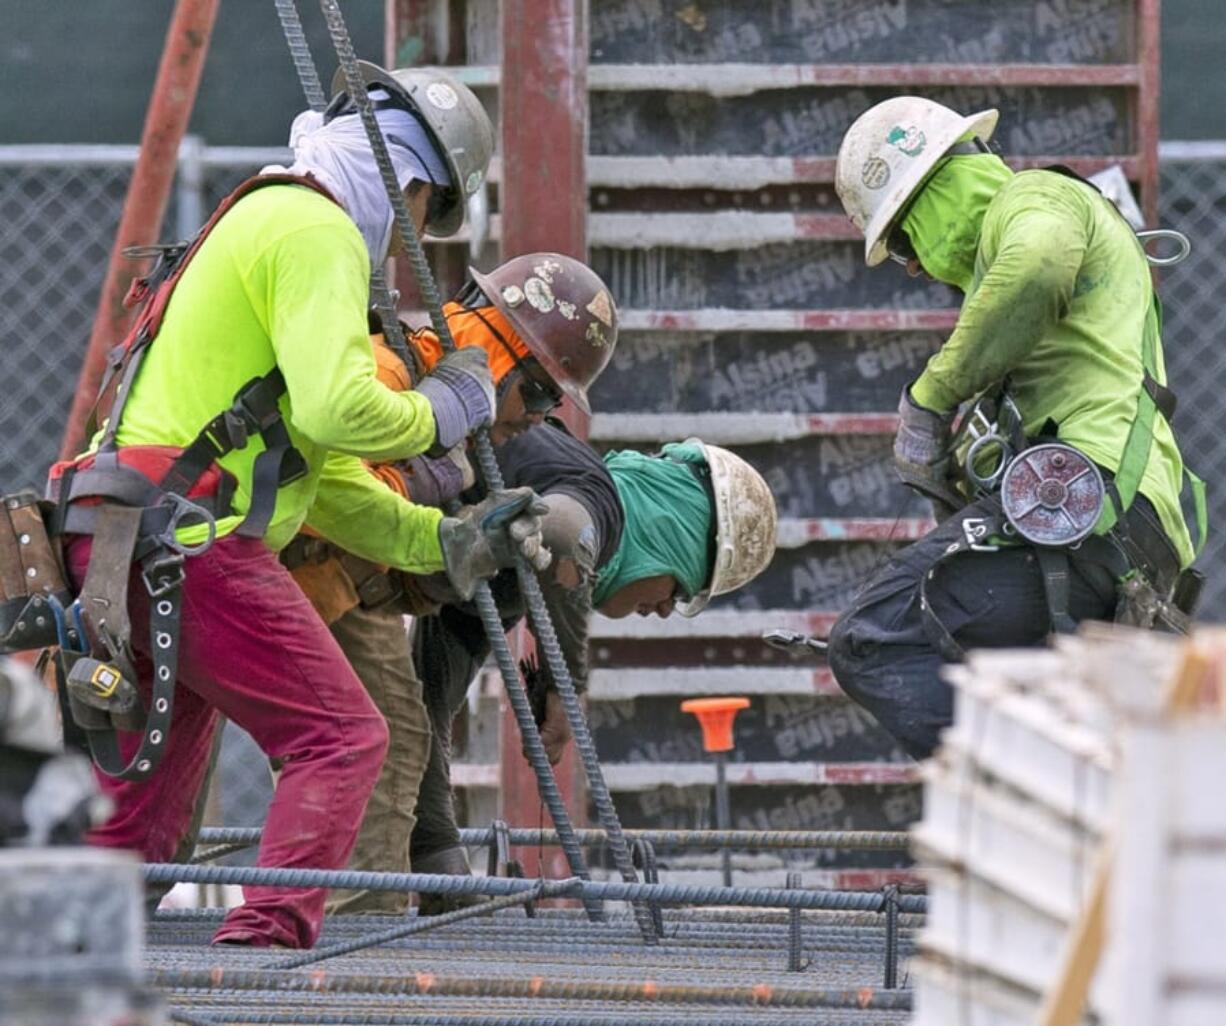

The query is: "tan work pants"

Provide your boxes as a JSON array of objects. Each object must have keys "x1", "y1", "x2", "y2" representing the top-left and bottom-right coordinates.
[{"x1": 324, "y1": 602, "x2": 431, "y2": 915}]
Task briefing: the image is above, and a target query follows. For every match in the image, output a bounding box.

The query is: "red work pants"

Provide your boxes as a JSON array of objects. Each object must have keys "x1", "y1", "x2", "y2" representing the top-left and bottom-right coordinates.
[{"x1": 65, "y1": 532, "x2": 389, "y2": 947}]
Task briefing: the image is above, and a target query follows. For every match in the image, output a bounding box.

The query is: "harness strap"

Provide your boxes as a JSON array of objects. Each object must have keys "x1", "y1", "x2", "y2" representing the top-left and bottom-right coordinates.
[
  {"x1": 78, "y1": 505, "x2": 142, "y2": 670},
  {"x1": 917, "y1": 500, "x2": 1006, "y2": 662},
  {"x1": 68, "y1": 550, "x2": 183, "y2": 781},
  {"x1": 1034, "y1": 547, "x2": 1078, "y2": 635}
]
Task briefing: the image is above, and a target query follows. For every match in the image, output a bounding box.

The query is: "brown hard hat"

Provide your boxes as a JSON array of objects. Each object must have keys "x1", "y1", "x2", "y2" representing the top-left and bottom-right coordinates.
[{"x1": 469, "y1": 254, "x2": 618, "y2": 414}]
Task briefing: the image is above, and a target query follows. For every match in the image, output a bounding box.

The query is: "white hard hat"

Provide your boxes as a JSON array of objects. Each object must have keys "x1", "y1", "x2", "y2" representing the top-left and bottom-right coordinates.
[
  {"x1": 835, "y1": 96, "x2": 998, "y2": 266},
  {"x1": 675, "y1": 440, "x2": 778, "y2": 618}
]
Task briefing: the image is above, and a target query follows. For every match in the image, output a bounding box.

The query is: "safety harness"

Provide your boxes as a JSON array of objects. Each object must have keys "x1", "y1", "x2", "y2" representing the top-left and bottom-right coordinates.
[
  {"x1": 918, "y1": 167, "x2": 1207, "y2": 659},
  {"x1": 37, "y1": 173, "x2": 334, "y2": 781}
]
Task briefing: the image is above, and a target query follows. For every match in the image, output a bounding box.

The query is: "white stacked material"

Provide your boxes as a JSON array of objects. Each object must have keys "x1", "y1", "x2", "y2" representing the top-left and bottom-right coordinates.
[
  {"x1": 910, "y1": 629, "x2": 1183, "y2": 1026},
  {"x1": 1105, "y1": 717, "x2": 1226, "y2": 1026}
]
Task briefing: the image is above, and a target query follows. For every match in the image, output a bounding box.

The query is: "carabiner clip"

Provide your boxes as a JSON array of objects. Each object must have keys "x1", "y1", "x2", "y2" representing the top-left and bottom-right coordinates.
[{"x1": 1137, "y1": 229, "x2": 1191, "y2": 267}]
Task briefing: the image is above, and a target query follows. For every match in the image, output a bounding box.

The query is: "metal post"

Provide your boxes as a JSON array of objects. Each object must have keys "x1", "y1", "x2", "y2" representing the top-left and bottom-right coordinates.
[
  {"x1": 1137, "y1": 0, "x2": 1162, "y2": 227},
  {"x1": 714, "y1": 750, "x2": 733, "y2": 887},
  {"x1": 175, "y1": 135, "x2": 206, "y2": 241},
  {"x1": 59, "y1": 0, "x2": 220, "y2": 461}
]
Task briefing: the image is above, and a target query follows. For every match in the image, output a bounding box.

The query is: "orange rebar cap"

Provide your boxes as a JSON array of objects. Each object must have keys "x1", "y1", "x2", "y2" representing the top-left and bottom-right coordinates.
[{"x1": 680, "y1": 697, "x2": 750, "y2": 753}]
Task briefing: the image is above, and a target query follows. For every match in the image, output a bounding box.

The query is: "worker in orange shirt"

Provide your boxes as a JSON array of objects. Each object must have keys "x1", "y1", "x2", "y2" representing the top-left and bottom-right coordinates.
[{"x1": 278, "y1": 253, "x2": 617, "y2": 914}]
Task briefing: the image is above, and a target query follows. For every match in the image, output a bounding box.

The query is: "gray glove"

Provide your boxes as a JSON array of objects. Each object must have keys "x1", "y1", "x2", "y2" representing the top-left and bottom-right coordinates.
[
  {"x1": 438, "y1": 487, "x2": 553, "y2": 601},
  {"x1": 416, "y1": 347, "x2": 496, "y2": 452},
  {"x1": 395, "y1": 445, "x2": 475, "y2": 508},
  {"x1": 894, "y1": 386, "x2": 962, "y2": 513}
]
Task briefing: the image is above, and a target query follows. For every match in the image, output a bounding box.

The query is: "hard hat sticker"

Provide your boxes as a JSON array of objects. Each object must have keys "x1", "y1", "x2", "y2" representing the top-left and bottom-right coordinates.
[
  {"x1": 532, "y1": 258, "x2": 563, "y2": 284},
  {"x1": 524, "y1": 277, "x2": 556, "y2": 313},
  {"x1": 861, "y1": 156, "x2": 891, "y2": 189},
  {"x1": 426, "y1": 82, "x2": 459, "y2": 110},
  {"x1": 586, "y1": 322, "x2": 609, "y2": 349},
  {"x1": 500, "y1": 285, "x2": 526, "y2": 307},
  {"x1": 887, "y1": 125, "x2": 926, "y2": 157},
  {"x1": 557, "y1": 300, "x2": 578, "y2": 321},
  {"x1": 465, "y1": 170, "x2": 484, "y2": 194},
  {"x1": 586, "y1": 290, "x2": 614, "y2": 327}
]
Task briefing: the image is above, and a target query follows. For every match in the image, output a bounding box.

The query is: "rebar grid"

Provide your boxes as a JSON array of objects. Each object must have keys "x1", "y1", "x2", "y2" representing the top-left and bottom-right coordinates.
[{"x1": 151, "y1": 904, "x2": 916, "y2": 1024}]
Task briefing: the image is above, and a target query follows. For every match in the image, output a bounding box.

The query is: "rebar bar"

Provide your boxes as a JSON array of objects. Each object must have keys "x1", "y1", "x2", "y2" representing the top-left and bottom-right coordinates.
[
  {"x1": 141, "y1": 862, "x2": 927, "y2": 914},
  {"x1": 274, "y1": 0, "x2": 328, "y2": 111},
  {"x1": 882, "y1": 885, "x2": 899, "y2": 990},
  {"x1": 274, "y1": 881, "x2": 557, "y2": 969},
  {"x1": 148, "y1": 967, "x2": 914, "y2": 1011},
  {"x1": 159, "y1": 1014, "x2": 903, "y2": 1026},
  {"x1": 194, "y1": 826, "x2": 911, "y2": 852}
]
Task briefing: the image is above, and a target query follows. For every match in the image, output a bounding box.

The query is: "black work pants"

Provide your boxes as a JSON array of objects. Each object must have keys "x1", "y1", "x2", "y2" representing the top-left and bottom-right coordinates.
[{"x1": 827, "y1": 498, "x2": 1118, "y2": 761}]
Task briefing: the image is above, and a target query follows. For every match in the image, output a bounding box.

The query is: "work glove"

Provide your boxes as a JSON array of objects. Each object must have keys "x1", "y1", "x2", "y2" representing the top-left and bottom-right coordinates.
[
  {"x1": 894, "y1": 385, "x2": 963, "y2": 515},
  {"x1": 395, "y1": 445, "x2": 475, "y2": 508},
  {"x1": 520, "y1": 655, "x2": 572, "y2": 766},
  {"x1": 415, "y1": 347, "x2": 496, "y2": 452},
  {"x1": 438, "y1": 487, "x2": 552, "y2": 601}
]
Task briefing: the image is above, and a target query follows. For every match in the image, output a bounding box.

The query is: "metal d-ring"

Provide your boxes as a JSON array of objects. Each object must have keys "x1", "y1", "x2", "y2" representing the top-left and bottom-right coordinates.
[{"x1": 1137, "y1": 229, "x2": 1191, "y2": 267}]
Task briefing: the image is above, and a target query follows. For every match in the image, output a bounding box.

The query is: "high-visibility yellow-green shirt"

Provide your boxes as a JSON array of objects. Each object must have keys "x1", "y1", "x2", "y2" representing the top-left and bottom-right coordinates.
[
  {"x1": 906, "y1": 159, "x2": 1195, "y2": 567},
  {"x1": 111, "y1": 182, "x2": 444, "y2": 571}
]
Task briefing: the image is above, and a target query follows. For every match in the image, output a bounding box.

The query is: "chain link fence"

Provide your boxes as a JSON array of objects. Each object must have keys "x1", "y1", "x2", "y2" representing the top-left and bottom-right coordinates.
[{"x1": 4, "y1": 141, "x2": 1226, "y2": 842}]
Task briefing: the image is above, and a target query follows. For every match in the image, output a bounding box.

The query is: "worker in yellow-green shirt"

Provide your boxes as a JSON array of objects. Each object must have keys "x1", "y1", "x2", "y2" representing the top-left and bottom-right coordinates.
[
  {"x1": 51, "y1": 62, "x2": 543, "y2": 949},
  {"x1": 826, "y1": 97, "x2": 1205, "y2": 760}
]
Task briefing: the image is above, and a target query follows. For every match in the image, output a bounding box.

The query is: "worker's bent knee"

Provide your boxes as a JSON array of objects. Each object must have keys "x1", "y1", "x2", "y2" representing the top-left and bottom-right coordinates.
[{"x1": 826, "y1": 608, "x2": 875, "y2": 700}]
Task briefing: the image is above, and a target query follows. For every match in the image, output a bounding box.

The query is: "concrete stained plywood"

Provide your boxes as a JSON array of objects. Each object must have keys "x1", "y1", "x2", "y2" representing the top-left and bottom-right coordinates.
[
  {"x1": 589, "y1": 240, "x2": 959, "y2": 309},
  {"x1": 590, "y1": 0, "x2": 1134, "y2": 66},
  {"x1": 591, "y1": 86, "x2": 1132, "y2": 157},
  {"x1": 590, "y1": 330, "x2": 943, "y2": 415},
  {"x1": 590, "y1": 692, "x2": 902, "y2": 763}
]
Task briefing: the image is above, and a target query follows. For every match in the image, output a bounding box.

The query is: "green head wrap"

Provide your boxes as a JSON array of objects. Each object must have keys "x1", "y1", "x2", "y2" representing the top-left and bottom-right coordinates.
[
  {"x1": 592, "y1": 442, "x2": 713, "y2": 608},
  {"x1": 901, "y1": 149, "x2": 1013, "y2": 291}
]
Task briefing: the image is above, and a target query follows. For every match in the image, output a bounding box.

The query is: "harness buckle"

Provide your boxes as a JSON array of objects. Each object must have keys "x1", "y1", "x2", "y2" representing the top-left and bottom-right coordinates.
[
  {"x1": 961, "y1": 517, "x2": 999, "y2": 552},
  {"x1": 152, "y1": 491, "x2": 216, "y2": 557},
  {"x1": 143, "y1": 552, "x2": 186, "y2": 599}
]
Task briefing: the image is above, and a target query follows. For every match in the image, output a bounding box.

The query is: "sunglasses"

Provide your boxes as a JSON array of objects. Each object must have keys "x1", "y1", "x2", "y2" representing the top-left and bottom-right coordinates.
[
  {"x1": 466, "y1": 303, "x2": 564, "y2": 413},
  {"x1": 515, "y1": 365, "x2": 564, "y2": 414}
]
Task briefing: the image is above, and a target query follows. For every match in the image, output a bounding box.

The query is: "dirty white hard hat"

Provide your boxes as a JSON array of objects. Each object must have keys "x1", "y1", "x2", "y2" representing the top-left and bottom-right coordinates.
[
  {"x1": 330, "y1": 61, "x2": 494, "y2": 238},
  {"x1": 675, "y1": 440, "x2": 778, "y2": 618},
  {"x1": 835, "y1": 96, "x2": 998, "y2": 267}
]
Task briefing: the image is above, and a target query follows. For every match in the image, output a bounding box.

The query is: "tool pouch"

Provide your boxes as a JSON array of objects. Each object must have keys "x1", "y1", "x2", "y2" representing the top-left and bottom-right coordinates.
[{"x1": 0, "y1": 491, "x2": 73, "y2": 653}]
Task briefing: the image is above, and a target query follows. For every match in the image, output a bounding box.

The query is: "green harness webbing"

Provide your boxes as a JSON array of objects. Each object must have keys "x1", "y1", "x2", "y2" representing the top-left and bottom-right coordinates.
[{"x1": 1095, "y1": 295, "x2": 1207, "y2": 558}]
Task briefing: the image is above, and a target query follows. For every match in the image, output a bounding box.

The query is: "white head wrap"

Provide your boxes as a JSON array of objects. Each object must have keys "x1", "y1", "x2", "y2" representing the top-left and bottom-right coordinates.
[{"x1": 261, "y1": 88, "x2": 452, "y2": 267}]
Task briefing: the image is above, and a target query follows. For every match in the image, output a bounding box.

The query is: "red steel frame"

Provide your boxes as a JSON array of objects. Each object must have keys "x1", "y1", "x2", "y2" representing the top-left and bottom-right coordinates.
[
  {"x1": 59, "y1": 0, "x2": 220, "y2": 461},
  {"x1": 496, "y1": 0, "x2": 589, "y2": 875}
]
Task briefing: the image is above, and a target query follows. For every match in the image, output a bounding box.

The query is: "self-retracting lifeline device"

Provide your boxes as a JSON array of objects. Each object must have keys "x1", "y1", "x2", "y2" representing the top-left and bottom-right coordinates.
[{"x1": 0, "y1": 173, "x2": 336, "y2": 781}]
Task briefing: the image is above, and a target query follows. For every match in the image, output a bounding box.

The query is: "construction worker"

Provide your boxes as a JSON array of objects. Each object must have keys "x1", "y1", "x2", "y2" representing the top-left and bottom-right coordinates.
[
  {"x1": 407, "y1": 428, "x2": 779, "y2": 908},
  {"x1": 276, "y1": 253, "x2": 620, "y2": 916},
  {"x1": 47, "y1": 63, "x2": 547, "y2": 949},
  {"x1": 825, "y1": 97, "x2": 1204, "y2": 760}
]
